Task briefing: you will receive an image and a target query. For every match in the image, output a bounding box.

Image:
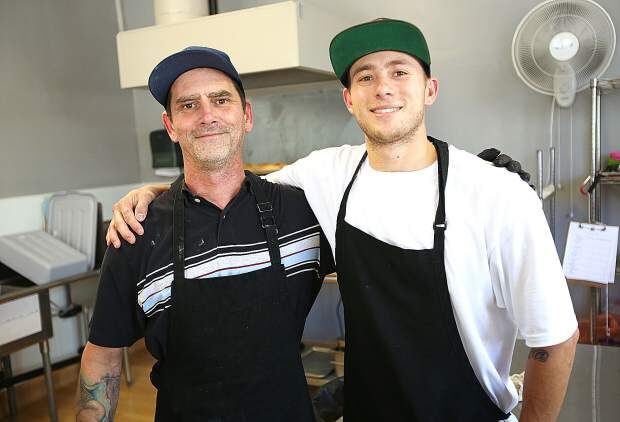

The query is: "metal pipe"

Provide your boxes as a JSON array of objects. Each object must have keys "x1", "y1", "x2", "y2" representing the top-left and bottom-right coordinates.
[
  {"x1": 605, "y1": 285, "x2": 610, "y2": 340},
  {"x1": 80, "y1": 306, "x2": 90, "y2": 347},
  {"x1": 595, "y1": 81, "x2": 605, "y2": 345},
  {"x1": 589, "y1": 79, "x2": 598, "y2": 344},
  {"x1": 40, "y1": 340, "x2": 58, "y2": 422},
  {"x1": 114, "y1": 0, "x2": 125, "y2": 32},
  {"x1": 1, "y1": 356, "x2": 18, "y2": 416},
  {"x1": 595, "y1": 90, "x2": 602, "y2": 222},
  {"x1": 123, "y1": 347, "x2": 133, "y2": 386},
  {"x1": 537, "y1": 149, "x2": 543, "y2": 202},
  {"x1": 549, "y1": 147, "x2": 556, "y2": 240},
  {"x1": 209, "y1": 0, "x2": 218, "y2": 15},
  {"x1": 590, "y1": 79, "x2": 597, "y2": 223}
]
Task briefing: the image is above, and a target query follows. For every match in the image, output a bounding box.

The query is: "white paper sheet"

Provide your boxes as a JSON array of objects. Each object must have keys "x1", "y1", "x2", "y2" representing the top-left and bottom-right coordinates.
[
  {"x1": 563, "y1": 222, "x2": 619, "y2": 284},
  {"x1": 0, "y1": 294, "x2": 41, "y2": 346}
]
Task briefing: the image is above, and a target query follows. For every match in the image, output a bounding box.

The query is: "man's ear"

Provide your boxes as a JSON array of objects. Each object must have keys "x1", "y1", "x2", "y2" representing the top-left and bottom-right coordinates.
[
  {"x1": 243, "y1": 100, "x2": 254, "y2": 133},
  {"x1": 162, "y1": 111, "x2": 178, "y2": 143},
  {"x1": 424, "y1": 77, "x2": 439, "y2": 106},
  {"x1": 342, "y1": 87, "x2": 354, "y2": 114}
]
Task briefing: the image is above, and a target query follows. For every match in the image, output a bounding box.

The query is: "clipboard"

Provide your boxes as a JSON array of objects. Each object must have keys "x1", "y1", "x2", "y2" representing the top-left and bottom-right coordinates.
[{"x1": 563, "y1": 221, "x2": 619, "y2": 284}]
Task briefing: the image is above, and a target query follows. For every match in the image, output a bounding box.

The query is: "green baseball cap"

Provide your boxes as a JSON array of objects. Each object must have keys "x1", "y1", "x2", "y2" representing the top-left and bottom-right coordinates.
[{"x1": 329, "y1": 18, "x2": 431, "y2": 86}]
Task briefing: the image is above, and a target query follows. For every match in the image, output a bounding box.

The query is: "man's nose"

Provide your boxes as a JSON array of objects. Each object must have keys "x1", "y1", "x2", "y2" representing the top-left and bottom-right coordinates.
[
  {"x1": 375, "y1": 75, "x2": 394, "y2": 98},
  {"x1": 199, "y1": 102, "x2": 218, "y2": 124}
]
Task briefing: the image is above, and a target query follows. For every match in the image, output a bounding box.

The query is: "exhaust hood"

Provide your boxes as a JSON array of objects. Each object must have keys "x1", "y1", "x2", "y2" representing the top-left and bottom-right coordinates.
[{"x1": 116, "y1": 1, "x2": 354, "y2": 90}]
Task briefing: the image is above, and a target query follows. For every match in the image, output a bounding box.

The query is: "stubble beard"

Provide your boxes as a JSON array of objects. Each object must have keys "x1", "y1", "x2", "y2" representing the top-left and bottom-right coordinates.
[
  {"x1": 183, "y1": 122, "x2": 245, "y2": 171},
  {"x1": 361, "y1": 109, "x2": 425, "y2": 148}
]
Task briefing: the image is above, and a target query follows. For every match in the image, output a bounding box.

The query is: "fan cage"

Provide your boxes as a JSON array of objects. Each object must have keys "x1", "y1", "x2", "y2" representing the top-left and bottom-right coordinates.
[{"x1": 512, "y1": 0, "x2": 616, "y2": 95}]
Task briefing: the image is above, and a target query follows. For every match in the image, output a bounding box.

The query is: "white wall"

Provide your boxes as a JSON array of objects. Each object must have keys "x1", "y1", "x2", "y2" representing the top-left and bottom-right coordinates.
[{"x1": 0, "y1": 0, "x2": 141, "y2": 199}]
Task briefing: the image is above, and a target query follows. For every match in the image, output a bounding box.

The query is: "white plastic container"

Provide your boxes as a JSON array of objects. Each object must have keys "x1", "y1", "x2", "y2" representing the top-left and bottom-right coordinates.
[{"x1": 0, "y1": 231, "x2": 87, "y2": 284}]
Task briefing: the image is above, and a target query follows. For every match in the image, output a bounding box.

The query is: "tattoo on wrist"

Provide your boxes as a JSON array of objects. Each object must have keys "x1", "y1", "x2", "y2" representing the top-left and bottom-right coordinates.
[
  {"x1": 528, "y1": 348, "x2": 550, "y2": 363},
  {"x1": 77, "y1": 372, "x2": 120, "y2": 421}
]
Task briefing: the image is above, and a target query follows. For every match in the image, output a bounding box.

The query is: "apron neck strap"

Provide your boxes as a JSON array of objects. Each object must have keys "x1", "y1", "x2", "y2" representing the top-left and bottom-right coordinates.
[
  {"x1": 172, "y1": 172, "x2": 283, "y2": 282},
  {"x1": 244, "y1": 172, "x2": 282, "y2": 267},
  {"x1": 172, "y1": 175, "x2": 186, "y2": 282},
  {"x1": 336, "y1": 151, "x2": 368, "y2": 226},
  {"x1": 430, "y1": 138, "x2": 449, "y2": 257},
  {"x1": 336, "y1": 138, "x2": 450, "y2": 253}
]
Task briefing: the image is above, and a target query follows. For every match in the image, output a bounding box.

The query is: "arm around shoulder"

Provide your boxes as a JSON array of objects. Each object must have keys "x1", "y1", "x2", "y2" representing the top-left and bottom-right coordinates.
[
  {"x1": 107, "y1": 183, "x2": 171, "y2": 247},
  {"x1": 265, "y1": 154, "x2": 312, "y2": 188},
  {"x1": 266, "y1": 145, "x2": 358, "y2": 189}
]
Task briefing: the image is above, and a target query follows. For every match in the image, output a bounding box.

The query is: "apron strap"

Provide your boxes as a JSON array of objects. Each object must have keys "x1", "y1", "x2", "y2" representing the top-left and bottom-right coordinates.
[
  {"x1": 336, "y1": 139, "x2": 450, "y2": 256},
  {"x1": 172, "y1": 173, "x2": 284, "y2": 281},
  {"x1": 245, "y1": 171, "x2": 282, "y2": 267},
  {"x1": 171, "y1": 175, "x2": 186, "y2": 283},
  {"x1": 336, "y1": 150, "x2": 368, "y2": 226},
  {"x1": 430, "y1": 138, "x2": 449, "y2": 258}
]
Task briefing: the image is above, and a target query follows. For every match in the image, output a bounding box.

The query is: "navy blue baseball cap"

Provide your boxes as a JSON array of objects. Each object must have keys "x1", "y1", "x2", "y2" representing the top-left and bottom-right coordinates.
[{"x1": 148, "y1": 46, "x2": 245, "y2": 108}]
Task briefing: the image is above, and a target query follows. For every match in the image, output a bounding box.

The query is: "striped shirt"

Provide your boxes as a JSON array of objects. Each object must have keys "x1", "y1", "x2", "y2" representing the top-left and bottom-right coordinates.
[{"x1": 89, "y1": 176, "x2": 334, "y2": 362}]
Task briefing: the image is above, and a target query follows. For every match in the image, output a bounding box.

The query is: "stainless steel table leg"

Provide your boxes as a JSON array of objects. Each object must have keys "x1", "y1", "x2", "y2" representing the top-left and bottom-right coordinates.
[
  {"x1": 79, "y1": 306, "x2": 90, "y2": 348},
  {"x1": 122, "y1": 347, "x2": 133, "y2": 386},
  {"x1": 39, "y1": 340, "x2": 58, "y2": 422},
  {"x1": 1, "y1": 355, "x2": 18, "y2": 417}
]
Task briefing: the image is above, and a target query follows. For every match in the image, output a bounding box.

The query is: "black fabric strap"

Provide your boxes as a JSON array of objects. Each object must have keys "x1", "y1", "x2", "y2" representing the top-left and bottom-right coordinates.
[
  {"x1": 245, "y1": 172, "x2": 282, "y2": 267},
  {"x1": 172, "y1": 173, "x2": 283, "y2": 280},
  {"x1": 336, "y1": 151, "x2": 368, "y2": 226},
  {"x1": 171, "y1": 176, "x2": 186, "y2": 283},
  {"x1": 336, "y1": 140, "x2": 449, "y2": 256},
  {"x1": 430, "y1": 137, "x2": 449, "y2": 258}
]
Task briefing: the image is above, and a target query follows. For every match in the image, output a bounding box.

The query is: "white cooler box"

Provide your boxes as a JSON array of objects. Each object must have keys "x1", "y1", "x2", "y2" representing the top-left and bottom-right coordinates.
[{"x1": 0, "y1": 231, "x2": 88, "y2": 284}]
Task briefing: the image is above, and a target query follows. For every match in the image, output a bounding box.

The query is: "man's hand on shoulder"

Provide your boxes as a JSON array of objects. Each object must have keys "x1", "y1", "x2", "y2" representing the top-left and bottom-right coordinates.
[
  {"x1": 106, "y1": 184, "x2": 170, "y2": 248},
  {"x1": 478, "y1": 148, "x2": 532, "y2": 184}
]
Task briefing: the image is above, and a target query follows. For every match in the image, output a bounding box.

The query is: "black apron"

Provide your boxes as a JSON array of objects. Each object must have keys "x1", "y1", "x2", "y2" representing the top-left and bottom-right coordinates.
[
  {"x1": 335, "y1": 138, "x2": 510, "y2": 421},
  {"x1": 155, "y1": 172, "x2": 314, "y2": 422}
]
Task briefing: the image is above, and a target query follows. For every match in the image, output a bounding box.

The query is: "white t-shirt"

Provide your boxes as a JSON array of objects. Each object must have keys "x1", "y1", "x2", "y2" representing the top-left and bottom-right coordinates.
[{"x1": 267, "y1": 143, "x2": 577, "y2": 415}]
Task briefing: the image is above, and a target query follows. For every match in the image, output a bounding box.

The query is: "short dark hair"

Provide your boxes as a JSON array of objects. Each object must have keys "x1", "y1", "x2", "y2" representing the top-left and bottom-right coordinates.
[
  {"x1": 344, "y1": 57, "x2": 431, "y2": 89},
  {"x1": 165, "y1": 79, "x2": 247, "y2": 118}
]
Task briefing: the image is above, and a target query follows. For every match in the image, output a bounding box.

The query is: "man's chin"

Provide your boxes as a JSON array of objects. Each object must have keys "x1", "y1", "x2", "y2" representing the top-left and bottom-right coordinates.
[{"x1": 365, "y1": 131, "x2": 412, "y2": 146}]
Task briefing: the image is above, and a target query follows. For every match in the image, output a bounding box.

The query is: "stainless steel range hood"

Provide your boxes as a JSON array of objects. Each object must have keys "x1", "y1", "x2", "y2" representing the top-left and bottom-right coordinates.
[{"x1": 116, "y1": 1, "x2": 353, "y2": 90}]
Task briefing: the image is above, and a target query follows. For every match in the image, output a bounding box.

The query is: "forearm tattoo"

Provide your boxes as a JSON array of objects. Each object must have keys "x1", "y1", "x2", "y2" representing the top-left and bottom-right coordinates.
[
  {"x1": 76, "y1": 372, "x2": 120, "y2": 421},
  {"x1": 528, "y1": 348, "x2": 550, "y2": 363}
]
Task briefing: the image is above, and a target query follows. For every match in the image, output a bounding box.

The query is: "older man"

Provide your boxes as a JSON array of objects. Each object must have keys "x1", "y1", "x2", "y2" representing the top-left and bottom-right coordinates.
[{"x1": 77, "y1": 47, "x2": 334, "y2": 421}]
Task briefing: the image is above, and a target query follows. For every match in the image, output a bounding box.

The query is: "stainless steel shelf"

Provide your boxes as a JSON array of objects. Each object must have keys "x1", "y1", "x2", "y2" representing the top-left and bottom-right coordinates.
[
  {"x1": 600, "y1": 173, "x2": 620, "y2": 185},
  {"x1": 595, "y1": 78, "x2": 620, "y2": 92}
]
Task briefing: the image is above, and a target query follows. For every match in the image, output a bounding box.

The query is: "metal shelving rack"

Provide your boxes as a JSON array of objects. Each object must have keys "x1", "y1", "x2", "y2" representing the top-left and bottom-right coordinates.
[{"x1": 584, "y1": 77, "x2": 620, "y2": 344}]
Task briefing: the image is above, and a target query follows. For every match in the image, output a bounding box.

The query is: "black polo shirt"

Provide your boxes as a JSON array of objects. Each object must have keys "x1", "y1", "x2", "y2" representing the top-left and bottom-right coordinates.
[{"x1": 89, "y1": 174, "x2": 335, "y2": 363}]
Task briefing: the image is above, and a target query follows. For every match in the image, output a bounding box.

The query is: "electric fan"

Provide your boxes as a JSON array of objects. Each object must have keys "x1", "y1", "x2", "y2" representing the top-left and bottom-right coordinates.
[{"x1": 512, "y1": 0, "x2": 616, "y2": 107}]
